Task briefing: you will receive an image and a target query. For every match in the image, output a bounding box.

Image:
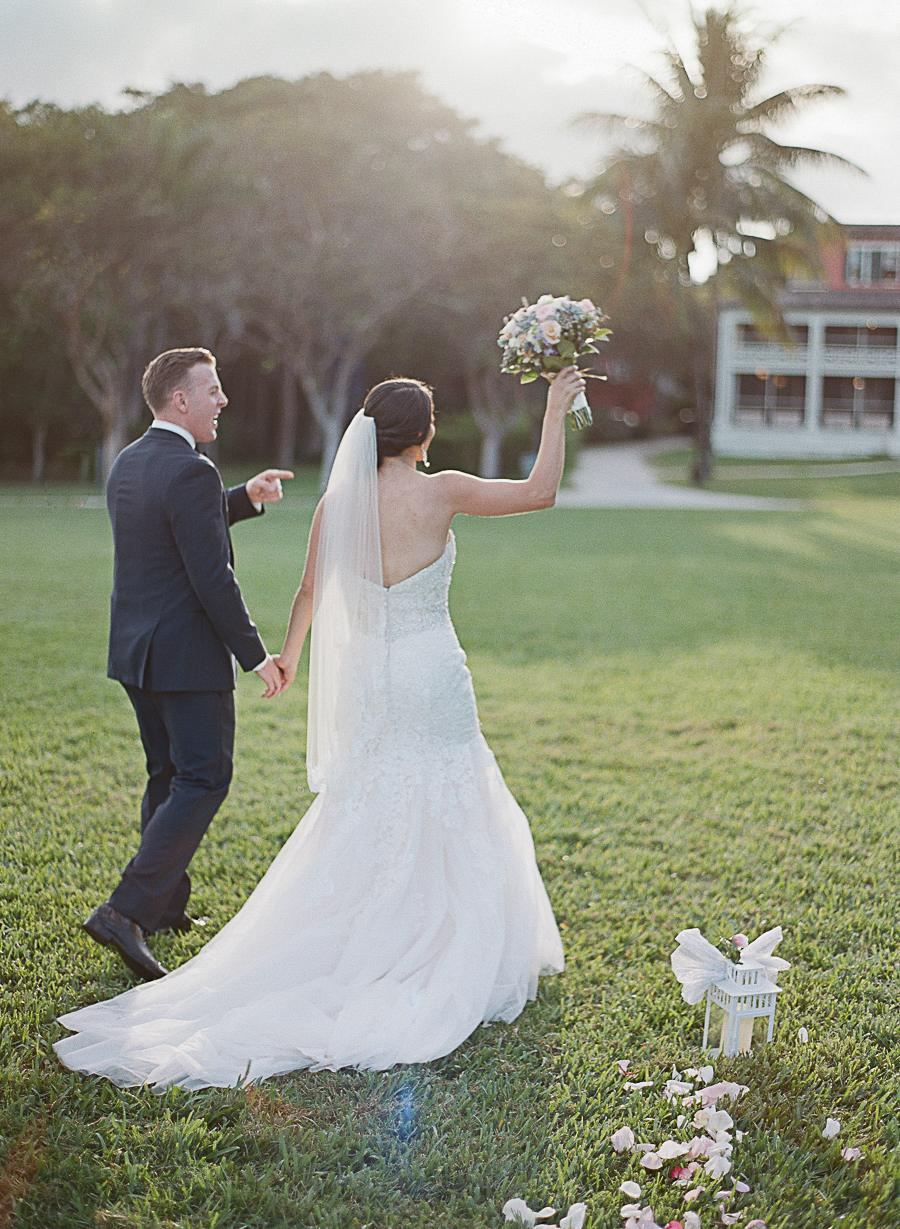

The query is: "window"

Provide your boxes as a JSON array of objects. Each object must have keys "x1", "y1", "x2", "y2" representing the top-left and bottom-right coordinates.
[
  {"x1": 737, "y1": 323, "x2": 809, "y2": 347},
  {"x1": 821, "y1": 376, "x2": 895, "y2": 429},
  {"x1": 825, "y1": 325, "x2": 897, "y2": 350},
  {"x1": 846, "y1": 245, "x2": 900, "y2": 284},
  {"x1": 734, "y1": 373, "x2": 806, "y2": 426}
]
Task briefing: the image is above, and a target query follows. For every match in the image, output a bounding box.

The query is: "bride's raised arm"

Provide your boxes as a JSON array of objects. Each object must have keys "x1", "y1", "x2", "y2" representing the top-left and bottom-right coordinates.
[
  {"x1": 433, "y1": 366, "x2": 585, "y2": 518},
  {"x1": 274, "y1": 499, "x2": 323, "y2": 685}
]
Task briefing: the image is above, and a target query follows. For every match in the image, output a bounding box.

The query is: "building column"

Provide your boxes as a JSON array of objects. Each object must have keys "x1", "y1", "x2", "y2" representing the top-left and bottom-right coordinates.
[
  {"x1": 890, "y1": 314, "x2": 900, "y2": 458},
  {"x1": 804, "y1": 316, "x2": 824, "y2": 435}
]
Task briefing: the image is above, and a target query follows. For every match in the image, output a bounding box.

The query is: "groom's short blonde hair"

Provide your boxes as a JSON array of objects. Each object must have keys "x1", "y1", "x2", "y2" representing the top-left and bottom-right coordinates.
[{"x1": 142, "y1": 348, "x2": 216, "y2": 413}]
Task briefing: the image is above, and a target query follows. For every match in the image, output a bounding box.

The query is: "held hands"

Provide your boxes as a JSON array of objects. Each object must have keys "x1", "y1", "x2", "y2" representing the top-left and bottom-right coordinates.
[
  {"x1": 257, "y1": 655, "x2": 288, "y2": 699},
  {"x1": 245, "y1": 469, "x2": 294, "y2": 505},
  {"x1": 272, "y1": 653, "x2": 298, "y2": 688},
  {"x1": 546, "y1": 366, "x2": 587, "y2": 416}
]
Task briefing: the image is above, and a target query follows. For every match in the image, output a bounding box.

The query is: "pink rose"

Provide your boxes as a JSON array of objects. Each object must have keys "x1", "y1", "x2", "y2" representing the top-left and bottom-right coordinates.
[{"x1": 577, "y1": 298, "x2": 596, "y2": 311}]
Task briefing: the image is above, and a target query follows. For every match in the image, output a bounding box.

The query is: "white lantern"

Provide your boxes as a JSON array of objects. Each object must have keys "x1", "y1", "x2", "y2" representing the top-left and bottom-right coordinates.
[
  {"x1": 671, "y1": 926, "x2": 790, "y2": 1056},
  {"x1": 702, "y1": 958, "x2": 781, "y2": 1057}
]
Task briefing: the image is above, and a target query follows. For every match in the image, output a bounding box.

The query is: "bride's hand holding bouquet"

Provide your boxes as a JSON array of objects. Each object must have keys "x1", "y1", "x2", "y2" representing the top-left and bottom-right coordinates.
[{"x1": 497, "y1": 294, "x2": 610, "y2": 428}]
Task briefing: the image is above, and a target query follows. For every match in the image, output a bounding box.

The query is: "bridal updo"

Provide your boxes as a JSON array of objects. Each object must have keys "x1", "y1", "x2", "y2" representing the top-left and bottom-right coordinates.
[{"x1": 363, "y1": 378, "x2": 433, "y2": 467}]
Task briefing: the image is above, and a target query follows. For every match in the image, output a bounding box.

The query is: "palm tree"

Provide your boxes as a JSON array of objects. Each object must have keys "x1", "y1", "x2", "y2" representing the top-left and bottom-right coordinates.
[{"x1": 579, "y1": 5, "x2": 859, "y2": 482}]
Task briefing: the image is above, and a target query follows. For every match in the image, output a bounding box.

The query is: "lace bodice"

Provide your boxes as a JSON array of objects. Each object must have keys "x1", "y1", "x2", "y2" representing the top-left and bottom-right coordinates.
[{"x1": 385, "y1": 533, "x2": 456, "y2": 641}]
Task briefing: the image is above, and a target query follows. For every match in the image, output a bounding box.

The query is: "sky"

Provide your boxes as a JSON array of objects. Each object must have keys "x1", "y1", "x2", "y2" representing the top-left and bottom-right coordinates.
[{"x1": 2, "y1": 0, "x2": 898, "y2": 223}]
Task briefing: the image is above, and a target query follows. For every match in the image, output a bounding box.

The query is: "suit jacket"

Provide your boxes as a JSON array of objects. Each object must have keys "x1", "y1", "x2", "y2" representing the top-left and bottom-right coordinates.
[{"x1": 106, "y1": 428, "x2": 267, "y2": 691}]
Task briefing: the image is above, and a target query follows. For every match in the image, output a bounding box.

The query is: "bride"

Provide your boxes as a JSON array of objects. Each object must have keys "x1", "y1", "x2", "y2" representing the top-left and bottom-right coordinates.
[{"x1": 54, "y1": 366, "x2": 585, "y2": 1089}]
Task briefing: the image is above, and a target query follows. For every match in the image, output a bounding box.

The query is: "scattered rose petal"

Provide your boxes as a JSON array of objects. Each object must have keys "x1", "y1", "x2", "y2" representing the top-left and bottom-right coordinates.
[
  {"x1": 624, "y1": 1081, "x2": 655, "y2": 1091},
  {"x1": 640, "y1": 1152, "x2": 664, "y2": 1170},
  {"x1": 634, "y1": 1143, "x2": 658, "y2": 1153},
  {"x1": 665, "y1": 1080, "x2": 694, "y2": 1101},
  {"x1": 677, "y1": 1114, "x2": 687, "y2": 1129},
  {"x1": 734, "y1": 1181, "x2": 750, "y2": 1194},
  {"x1": 714, "y1": 1189, "x2": 732, "y2": 1201},
  {"x1": 617, "y1": 1059, "x2": 631, "y2": 1076},
  {"x1": 559, "y1": 1204, "x2": 586, "y2": 1229},
  {"x1": 535, "y1": 1210, "x2": 556, "y2": 1221},
  {"x1": 706, "y1": 1109, "x2": 734, "y2": 1134},
  {"x1": 620, "y1": 1204, "x2": 643, "y2": 1219},
  {"x1": 611, "y1": 1126, "x2": 636, "y2": 1152},
  {"x1": 698, "y1": 1081, "x2": 747, "y2": 1107},
  {"x1": 670, "y1": 1166, "x2": 691, "y2": 1183},
  {"x1": 693, "y1": 1109, "x2": 711, "y2": 1129},
  {"x1": 735, "y1": 1131, "x2": 745, "y2": 1143},
  {"x1": 746, "y1": 1222, "x2": 767, "y2": 1229},
  {"x1": 704, "y1": 1153, "x2": 732, "y2": 1180},
  {"x1": 823, "y1": 1117, "x2": 841, "y2": 1140},
  {"x1": 663, "y1": 1223, "x2": 684, "y2": 1229},
  {"x1": 658, "y1": 1140, "x2": 690, "y2": 1160},
  {"x1": 503, "y1": 1199, "x2": 538, "y2": 1226},
  {"x1": 698, "y1": 1065, "x2": 714, "y2": 1083},
  {"x1": 685, "y1": 1213, "x2": 702, "y2": 1229},
  {"x1": 683, "y1": 1187, "x2": 706, "y2": 1204},
  {"x1": 720, "y1": 1213, "x2": 742, "y2": 1227},
  {"x1": 841, "y1": 1146, "x2": 862, "y2": 1161},
  {"x1": 732, "y1": 933, "x2": 749, "y2": 949},
  {"x1": 797, "y1": 1027, "x2": 809, "y2": 1044},
  {"x1": 620, "y1": 1182, "x2": 642, "y2": 1199}
]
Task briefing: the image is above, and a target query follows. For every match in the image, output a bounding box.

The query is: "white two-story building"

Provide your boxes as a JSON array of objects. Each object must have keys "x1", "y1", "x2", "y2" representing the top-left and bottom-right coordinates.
[{"x1": 712, "y1": 224, "x2": 900, "y2": 458}]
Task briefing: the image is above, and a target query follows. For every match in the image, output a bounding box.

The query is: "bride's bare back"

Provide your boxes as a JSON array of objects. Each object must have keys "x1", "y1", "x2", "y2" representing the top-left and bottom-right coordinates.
[{"x1": 276, "y1": 367, "x2": 585, "y2": 679}]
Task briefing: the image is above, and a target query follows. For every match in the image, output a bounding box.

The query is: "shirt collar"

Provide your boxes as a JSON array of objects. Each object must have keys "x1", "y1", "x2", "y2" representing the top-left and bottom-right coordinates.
[{"x1": 150, "y1": 419, "x2": 196, "y2": 449}]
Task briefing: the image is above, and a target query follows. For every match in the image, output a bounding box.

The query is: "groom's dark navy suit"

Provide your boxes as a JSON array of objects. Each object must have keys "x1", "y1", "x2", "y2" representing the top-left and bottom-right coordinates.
[{"x1": 105, "y1": 425, "x2": 267, "y2": 933}]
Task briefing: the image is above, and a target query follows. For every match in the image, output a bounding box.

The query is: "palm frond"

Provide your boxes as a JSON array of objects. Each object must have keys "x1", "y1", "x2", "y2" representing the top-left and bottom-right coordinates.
[
  {"x1": 741, "y1": 84, "x2": 845, "y2": 125},
  {"x1": 741, "y1": 132, "x2": 865, "y2": 174}
]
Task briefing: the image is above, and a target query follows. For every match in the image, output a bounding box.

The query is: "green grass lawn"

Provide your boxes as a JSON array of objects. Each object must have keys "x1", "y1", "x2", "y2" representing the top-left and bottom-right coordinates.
[
  {"x1": 3, "y1": 487, "x2": 900, "y2": 1227},
  {"x1": 652, "y1": 447, "x2": 900, "y2": 501}
]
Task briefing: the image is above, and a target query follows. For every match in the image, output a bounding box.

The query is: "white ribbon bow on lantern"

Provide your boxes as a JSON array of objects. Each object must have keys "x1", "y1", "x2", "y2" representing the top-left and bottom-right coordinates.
[{"x1": 670, "y1": 926, "x2": 791, "y2": 1004}]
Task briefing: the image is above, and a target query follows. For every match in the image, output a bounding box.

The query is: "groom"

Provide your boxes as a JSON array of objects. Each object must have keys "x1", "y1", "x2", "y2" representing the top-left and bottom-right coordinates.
[{"x1": 83, "y1": 347, "x2": 291, "y2": 981}]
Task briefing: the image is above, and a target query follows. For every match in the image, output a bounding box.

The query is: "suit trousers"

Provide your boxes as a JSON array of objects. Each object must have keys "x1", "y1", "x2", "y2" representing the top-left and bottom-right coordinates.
[{"x1": 109, "y1": 685, "x2": 235, "y2": 933}]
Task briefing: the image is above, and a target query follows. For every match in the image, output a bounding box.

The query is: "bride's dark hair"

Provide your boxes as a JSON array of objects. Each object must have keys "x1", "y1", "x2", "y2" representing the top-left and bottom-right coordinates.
[{"x1": 363, "y1": 378, "x2": 433, "y2": 467}]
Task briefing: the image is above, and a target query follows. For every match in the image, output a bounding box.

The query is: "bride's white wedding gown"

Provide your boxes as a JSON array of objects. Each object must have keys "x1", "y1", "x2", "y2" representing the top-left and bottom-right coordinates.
[{"x1": 55, "y1": 534, "x2": 564, "y2": 1089}]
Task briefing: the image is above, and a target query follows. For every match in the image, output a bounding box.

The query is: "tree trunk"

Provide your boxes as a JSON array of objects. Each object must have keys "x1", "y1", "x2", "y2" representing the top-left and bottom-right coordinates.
[
  {"x1": 479, "y1": 429, "x2": 504, "y2": 479},
  {"x1": 318, "y1": 415, "x2": 344, "y2": 491},
  {"x1": 277, "y1": 367, "x2": 299, "y2": 471},
  {"x1": 689, "y1": 297, "x2": 715, "y2": 486},
  {"x1": 100, "y1": 409, "x2": 129, "y2": 487},
  {"x1": 30, "y1": 422, "x2": 48, "y2": 485}
]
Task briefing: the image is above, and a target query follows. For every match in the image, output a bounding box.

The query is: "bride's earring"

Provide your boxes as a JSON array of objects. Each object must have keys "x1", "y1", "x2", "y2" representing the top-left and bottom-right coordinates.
[{"x1": 420, "y1": 447, "x2": 429, "y2": 468}]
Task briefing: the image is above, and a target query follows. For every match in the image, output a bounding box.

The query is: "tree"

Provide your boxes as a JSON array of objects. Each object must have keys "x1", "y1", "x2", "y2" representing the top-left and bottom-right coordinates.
[
  {"x1": 578, "y1": 5, "x2": 856, "y2": 482},
  {"x1": 0, "y1": 97, "x2": 230, "y2": 480}
]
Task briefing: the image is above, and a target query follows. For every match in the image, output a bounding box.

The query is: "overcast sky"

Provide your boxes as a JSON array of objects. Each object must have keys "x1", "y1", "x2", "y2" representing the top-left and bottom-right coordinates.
[{"x1": 2, "y1": 0, "x2": 897, "y2": 222}]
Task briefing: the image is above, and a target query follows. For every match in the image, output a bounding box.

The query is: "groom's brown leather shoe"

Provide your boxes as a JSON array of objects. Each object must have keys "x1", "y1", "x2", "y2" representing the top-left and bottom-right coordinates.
[{"x1": 83, "y1": 903, "x2": 168, "y2": 981}]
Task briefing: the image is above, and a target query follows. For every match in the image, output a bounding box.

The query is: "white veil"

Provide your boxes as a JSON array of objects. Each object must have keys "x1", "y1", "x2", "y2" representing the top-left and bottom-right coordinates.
[{"x1": 306, "y1": 409, "x2": 386, "y2": 793}]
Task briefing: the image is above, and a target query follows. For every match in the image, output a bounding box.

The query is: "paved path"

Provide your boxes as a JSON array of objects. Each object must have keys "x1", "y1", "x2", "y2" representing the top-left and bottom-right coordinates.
[{"x1": 555, "y1": 439, "x2": 802, "y2": 510}]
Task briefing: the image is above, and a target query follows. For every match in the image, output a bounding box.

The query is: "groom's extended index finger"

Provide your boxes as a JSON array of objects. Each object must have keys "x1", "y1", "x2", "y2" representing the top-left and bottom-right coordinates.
[{"x1": 265, "y1": 470, "x2": 294, "y2": 480}]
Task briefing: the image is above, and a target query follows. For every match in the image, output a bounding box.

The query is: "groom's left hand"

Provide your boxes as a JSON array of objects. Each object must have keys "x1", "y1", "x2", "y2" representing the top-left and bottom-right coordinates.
[{"x1": 245, "y1": 469, "x2": 294, "y2": 505}]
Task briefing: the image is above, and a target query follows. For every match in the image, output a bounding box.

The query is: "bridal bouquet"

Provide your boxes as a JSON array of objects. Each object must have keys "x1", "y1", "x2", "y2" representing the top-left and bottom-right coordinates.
[{"x1": 497, "y1": 294, "x2": 611, "y2": 429}]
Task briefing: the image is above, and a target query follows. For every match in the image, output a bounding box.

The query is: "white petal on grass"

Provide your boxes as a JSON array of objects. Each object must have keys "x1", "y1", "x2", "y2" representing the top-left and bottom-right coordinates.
[
  {"x1": 620, "y1": 1204, "x2": 643, "y2": 1219},
  {"x1": 677, "y1": 1114, "x2": 687, "y2": 1128},
  {"x1": 734, "y1": 1180, "x2": 750, "y2": 1193},
  {"x1": 611, "y1": 1126, "x2": 636, "y2": 1152},
  {"x1": 822, "y1": 1117, "x2": 841, "y2": 1140},
  {"x1": 634, "y1": 1142, "x2": 658, "y2": 1153},
  {"x1": 559, "y1": 1205, "x2": 587, "y2": 1229},
  {"x1": 535, "y1": 1210, "x2": 556, "y2": 1220},
  {"x1": 639, "y1": 1152, "x2": 664, "y2": 1170},
  {"x1": 745, "y1": 1221, "x2": 768, "y2": 1229},
  {"x1": 704, "y1": 1153, "x2": 732, "y2": 1179},
  {"x1": 721, "y1": 1213, "x2": 742, "y2": 1226},
  {"x1": 841, "y1": 1146, "x2": 863, "y2": 1161},
  {"x1": 617, "y1": 1058, "x2": 631, "y2": 1075},
  {"x1": 797, "y1": 1027, "x2": 809, "y2": 1044},
  {"x1": 684, "y1": 1186, "x2": 706, "y2": 1203},
  {"x1": 685, "y1": 1212, "x2": 703, "y2": 1229},
  {"x1": 624, "y1": 1080, "x2": 655, "y2": 1091},
  {"x1": 657, "y1": 1140, "x2": 690, "y2": 1160},
  {"x1": 620, "y1": 1181, "x2": 642, "y2": 1198},
  {"x1": 706, "y1": 1109, "x2": 734, "y2": 1133},
  {"x1": 698, "y1": 1065, "x2": 715, "y2": 1083},
  {"x1": 503, "y1": 1199, "x2": 538, "y2": 1226}
]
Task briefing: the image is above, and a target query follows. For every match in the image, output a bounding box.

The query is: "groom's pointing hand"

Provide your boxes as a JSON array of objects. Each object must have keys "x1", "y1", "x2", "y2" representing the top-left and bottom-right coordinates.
[{"x1": 245, "y1": 469, "x2": 294, "y2": 505}]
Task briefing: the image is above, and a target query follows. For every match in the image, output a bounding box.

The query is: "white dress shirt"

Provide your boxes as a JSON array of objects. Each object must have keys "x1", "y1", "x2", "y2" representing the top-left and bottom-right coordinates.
[{"x1": 149, "y1": 420, "x2": 271, "y2": 676}]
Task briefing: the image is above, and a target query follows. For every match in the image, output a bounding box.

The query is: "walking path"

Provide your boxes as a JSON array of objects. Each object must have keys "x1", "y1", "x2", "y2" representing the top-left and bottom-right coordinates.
[{"x1": 555, "y1": 439, "x2": 802, "y2": 510}]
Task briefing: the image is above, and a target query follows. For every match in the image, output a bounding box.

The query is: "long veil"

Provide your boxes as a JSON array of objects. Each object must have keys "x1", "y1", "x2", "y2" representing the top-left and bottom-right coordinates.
[{"x1": 306, "y1": 409, "x2": 386, "y2": 793}]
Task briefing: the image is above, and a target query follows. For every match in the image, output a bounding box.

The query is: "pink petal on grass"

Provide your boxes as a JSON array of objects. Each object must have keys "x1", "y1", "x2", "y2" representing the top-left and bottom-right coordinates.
[{"x1": 640, "y1": 1152, "x2": 664, "y2": 1170}]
